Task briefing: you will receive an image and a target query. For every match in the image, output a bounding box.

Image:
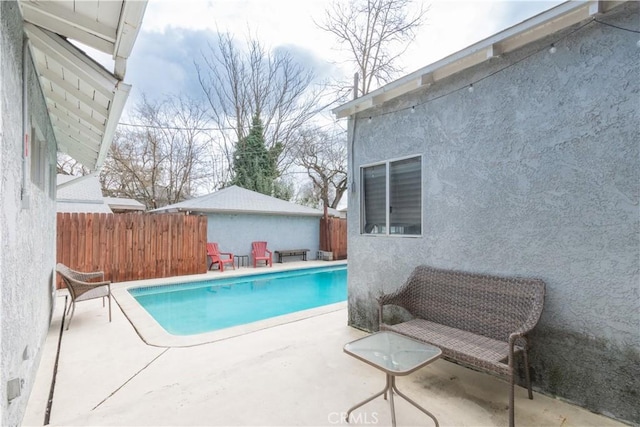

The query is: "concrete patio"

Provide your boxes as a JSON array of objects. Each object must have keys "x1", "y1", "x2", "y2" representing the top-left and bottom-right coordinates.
[{"x1": 24, "y1": 262, "x2": 623, "y2": 427}]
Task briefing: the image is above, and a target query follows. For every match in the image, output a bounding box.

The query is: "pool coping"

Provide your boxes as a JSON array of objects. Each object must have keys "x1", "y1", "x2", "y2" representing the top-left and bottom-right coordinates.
[{"x1": 111, "y1": 260, "x2": 348, "y2": 348}]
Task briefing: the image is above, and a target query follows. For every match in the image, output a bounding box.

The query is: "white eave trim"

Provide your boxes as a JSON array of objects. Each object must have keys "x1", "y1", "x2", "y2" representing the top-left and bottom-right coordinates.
[
  {"x1": 25, "y1": 24, "x2": 131, "y2": 171},
  {"x1": 25, "y1": 23, "x2": 119, "y2": 96},
  {"x1": 21, "y1": 0, "x2": 116, "y2": 53},
  {"x1": 332, "y1": 0, "x2": 624, "y2": 118},
  {"x1": 21, "y1": 0, "x2": 148, "y2": 80},
  {"x1": 153, "y1": 207, "x2": 324, "y2": 217},
  {"x1": 98, "y1": 80, "x2": 131, "y2": 167},
  {"x1": 113, "y1": 1, "x2": 148, "y2": 79}
]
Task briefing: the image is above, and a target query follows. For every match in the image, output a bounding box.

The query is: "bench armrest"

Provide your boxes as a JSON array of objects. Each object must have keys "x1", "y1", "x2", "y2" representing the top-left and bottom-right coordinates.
[{"x1": 377, "y1": 292, "x2": 406, "y2": 327}]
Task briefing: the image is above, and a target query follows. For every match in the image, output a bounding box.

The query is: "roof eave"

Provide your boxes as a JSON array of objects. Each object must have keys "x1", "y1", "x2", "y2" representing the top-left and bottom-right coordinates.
[
  {"x1": 156, "y1": 207, "x2": 323, "y2": 217},
  {"x1": 20, "y1": 0, "x2": 148, "y2": 79},
  {"x1": 113, "y1": 1, "x2": 148, "y2": 79},
  {"x1": 25, "y1": 24, "x2": 129, "y2": 171},
  {"x1": 332, "y1": 0, "x2": 624, "y2": 118}
]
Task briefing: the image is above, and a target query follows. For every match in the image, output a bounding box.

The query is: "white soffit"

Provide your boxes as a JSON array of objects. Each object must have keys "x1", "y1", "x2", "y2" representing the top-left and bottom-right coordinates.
[
  {"x1": 20, "y1": 0, "x2": 147, "y2": 171},
  {"x1": 332, "y1": 0, "x2": 625, "y2": 118},
  {"x1": 20, "y1": 0, "x2": 147, "y2": 78}
]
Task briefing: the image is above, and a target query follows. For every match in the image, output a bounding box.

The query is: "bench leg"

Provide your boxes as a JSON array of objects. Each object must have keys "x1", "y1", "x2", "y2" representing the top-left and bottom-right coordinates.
[
  {"x1": 522, "y1": 338, "x2": 533, "y2": 399},
  {"x1": 509, "y1": 375, "x2": 515, "y2": 427}
]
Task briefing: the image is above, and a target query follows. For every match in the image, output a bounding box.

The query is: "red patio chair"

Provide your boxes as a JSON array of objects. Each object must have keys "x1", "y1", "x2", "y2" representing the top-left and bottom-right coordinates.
[
  {"x1": 207, "y1": 243, "x2": 235, "y2": 272},
  {"x1": 252, "y1": 241, "x2": 272, "y2": 268}
]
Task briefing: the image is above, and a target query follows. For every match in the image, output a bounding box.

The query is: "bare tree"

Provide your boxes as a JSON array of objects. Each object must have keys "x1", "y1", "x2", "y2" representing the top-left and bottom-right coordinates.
[
  {"x1": 317, "y1": 0, "x2": 427, "y2": 98},
  {"x1": 294, "y1": 126, "x2": 347, "y2": 210},
  {"x1": 57, "y1": 154, "x2": 90, "y2": 176},
  {"x1": 100, "y1": 95, "x2": 213, "y2": 209},
  {"x1": 196, "y1": 33, "x2": 326, "y2": 177}
]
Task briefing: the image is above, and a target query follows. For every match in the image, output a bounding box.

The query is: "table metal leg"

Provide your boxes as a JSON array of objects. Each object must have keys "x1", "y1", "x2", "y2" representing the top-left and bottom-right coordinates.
[
  {"x1": 346, "y1": 374, "x2": 438, "y2": 427},
  {"x1": 345, "y1": 375, "x2": 391, "y2": 423},
  {"x1": 391, "y1": 376, "x2": 439, "y2": 427},
  {"x1": 388, "y1": 376, "x2": 397, "y2": 426}
]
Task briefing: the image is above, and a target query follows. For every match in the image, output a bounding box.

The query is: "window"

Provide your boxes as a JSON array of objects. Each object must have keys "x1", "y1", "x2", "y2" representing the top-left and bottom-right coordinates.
[
  {"x1": 361, "y1": 155, "x2": 422, "y2": 236},
  {"x1": 30, "y1": 126, "x2": 46, "y2": 190}
]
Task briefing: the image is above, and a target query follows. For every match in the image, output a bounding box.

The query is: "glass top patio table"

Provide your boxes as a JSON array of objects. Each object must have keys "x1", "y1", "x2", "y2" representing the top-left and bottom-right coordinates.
[
  {"x1": 343, "y1": 331, "x2": 442, "y2": 427},
  {"x1": 344, "y1": 330, "x2": 441, "y2": 375}
]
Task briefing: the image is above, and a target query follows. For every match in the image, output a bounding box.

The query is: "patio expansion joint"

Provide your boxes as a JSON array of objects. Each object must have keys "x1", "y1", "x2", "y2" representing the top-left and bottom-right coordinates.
[{"x1": 91, "y1": 347, "x2": 170, "y2": 411}]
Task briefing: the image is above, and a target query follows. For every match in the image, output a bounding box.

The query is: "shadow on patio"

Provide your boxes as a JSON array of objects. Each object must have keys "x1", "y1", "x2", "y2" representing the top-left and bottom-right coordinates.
[{"x1": 25, "y1": 268, "x2": 623, "y2": 427}]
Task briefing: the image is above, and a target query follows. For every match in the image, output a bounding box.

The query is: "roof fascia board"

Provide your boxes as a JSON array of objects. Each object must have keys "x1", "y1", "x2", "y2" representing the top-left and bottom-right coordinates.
[
  {"x1": 174, "y1": 207, "x2": 323, "y2": 217},
  {"x1": 57, "y1": 199, "x2": 104, "y2": 204},
  {"x1": 21, "y1": 1, "x2": 116, "y2": 54},
  {"x1": 113, "y1": 1, "x2": 147, "y2": 57},
  {"x1": 96, "y1": 81, "x2": 131, "y2": 168},
  {"x1": 113, "y1": 1, "x2": 148, "y2": 78},
  {"x1": 333, "y1": 0, "x2": 609, "y2": 118},
  {"x1": 25, "y1": 23, "x2": 118, "y2": 99},
  {"x1": 107, "y1": 204, "x2": 145, "y2": 210}
]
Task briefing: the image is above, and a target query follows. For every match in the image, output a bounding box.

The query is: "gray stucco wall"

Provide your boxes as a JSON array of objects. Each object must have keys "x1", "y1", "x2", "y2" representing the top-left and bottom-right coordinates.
[
  {"x1": 347, "y1": 4, "x2": 639, "y2": 424},
  {"x1": 1, "y1": 1, "x2": 58, "y2": 425},
  {"x1": 206, "y1": 213, "x2": 321, "y2": 264}
]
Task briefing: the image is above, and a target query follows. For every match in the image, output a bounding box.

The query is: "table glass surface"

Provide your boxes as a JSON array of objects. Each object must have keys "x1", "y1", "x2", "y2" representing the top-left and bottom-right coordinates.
[{"x1": 344, "y1": 331, "x2": 441, "y2": 374}]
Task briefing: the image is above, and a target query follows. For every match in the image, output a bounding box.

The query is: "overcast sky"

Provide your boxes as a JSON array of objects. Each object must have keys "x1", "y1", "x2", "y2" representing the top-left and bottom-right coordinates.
[{"x1": 121, "y1": 0, "x2": 564, "y2": 114}]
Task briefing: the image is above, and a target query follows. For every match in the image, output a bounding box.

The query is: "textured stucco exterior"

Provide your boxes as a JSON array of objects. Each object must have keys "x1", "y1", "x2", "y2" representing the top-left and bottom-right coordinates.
[
  {"x1": 206, "y1": 213, "x2": 321, "y2": 264},
  {"x1": 346, "y1": 3, "x2": 638, "y2": 424},
  {"x1": 1, "y1": 1, "x2": 58, "y2": 425}
]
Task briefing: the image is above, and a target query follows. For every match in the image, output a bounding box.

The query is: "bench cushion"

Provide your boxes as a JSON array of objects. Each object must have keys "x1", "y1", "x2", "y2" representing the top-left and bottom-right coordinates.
[{"x1": 382, "y1": 319, "x2": 521, "y2": 376}]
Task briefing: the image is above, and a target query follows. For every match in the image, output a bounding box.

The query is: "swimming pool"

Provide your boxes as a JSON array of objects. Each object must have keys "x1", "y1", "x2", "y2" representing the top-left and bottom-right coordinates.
[{"x1": 129, "y1": 265, "x2": 347, "y2": 335}]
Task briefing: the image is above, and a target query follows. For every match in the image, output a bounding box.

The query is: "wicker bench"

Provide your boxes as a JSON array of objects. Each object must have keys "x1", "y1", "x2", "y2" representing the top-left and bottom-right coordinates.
[
  {"x1": 378, "y1": 265, "x2": 545, "y2": 427},
  {"x1": 274, "y1": 249, "x2": 309, "y2": 263}
]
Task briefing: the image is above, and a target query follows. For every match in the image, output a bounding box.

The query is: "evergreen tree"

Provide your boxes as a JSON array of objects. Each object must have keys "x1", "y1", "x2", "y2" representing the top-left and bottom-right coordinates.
[{"x1": 231, "y1": 114, "x2": 283, "y2": 197}]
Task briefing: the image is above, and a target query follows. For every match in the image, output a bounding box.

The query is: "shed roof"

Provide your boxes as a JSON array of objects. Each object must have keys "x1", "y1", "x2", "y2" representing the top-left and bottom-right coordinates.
[
  {"x1": 20, "y1": 0, "x2": 147, "y2": 171},
  {"x1": 104, "y1": 197, "x2": 146, "y2": 212},
  {"x1": 152, "y1": 186, "x2": 324, "y2": 217},
  {"x1": 332, "y1": 0, "x2": 624, "y2": 118}
]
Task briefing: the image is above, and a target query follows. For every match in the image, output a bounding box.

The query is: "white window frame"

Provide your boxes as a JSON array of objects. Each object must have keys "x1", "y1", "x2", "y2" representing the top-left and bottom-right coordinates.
[{"x1": 360, "y1": 154, "x2": 423, "y2": 237}]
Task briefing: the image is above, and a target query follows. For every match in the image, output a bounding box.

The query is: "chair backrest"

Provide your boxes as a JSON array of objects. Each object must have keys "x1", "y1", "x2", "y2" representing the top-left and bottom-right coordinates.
[
  {"x1": 56, "y1": 263, "x2": 108, "y2": 301},
  {"x1": 252, "y1": 241, "x2": 268, "y2": 256},
  {"x1": 56, "y1": 263, "x2": 78, "y2": 299},
  {"x1": 207, "y1": 242, "x2": 221, "y2": 257}
]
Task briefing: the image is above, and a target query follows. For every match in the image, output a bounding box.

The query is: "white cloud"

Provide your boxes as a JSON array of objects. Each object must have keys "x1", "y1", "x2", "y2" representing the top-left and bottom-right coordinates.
[{"x1": 121, "y1": 0, "x2": 564, "y2": 110}]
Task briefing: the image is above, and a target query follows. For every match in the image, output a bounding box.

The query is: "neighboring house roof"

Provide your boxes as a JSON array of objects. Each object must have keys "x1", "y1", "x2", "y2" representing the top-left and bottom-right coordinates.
[
  {"x1": 104, "y1": 197, "x2": 146, "y2": 212},
  {"x1": 152, "y1": 185, "x2": 324, "y2": 217},
  {"x1": 327, "y1": 207, "x2": 346, "y2": 218},
  {"x1": 56, "y1": 174, "x2": 112, "y2": 213},
  {"x1": 333, "y1": 0, "x2": 622, "y2": 118},
  {"x1": 21, "y1": 0, "x2": 147, "y2": 171}
]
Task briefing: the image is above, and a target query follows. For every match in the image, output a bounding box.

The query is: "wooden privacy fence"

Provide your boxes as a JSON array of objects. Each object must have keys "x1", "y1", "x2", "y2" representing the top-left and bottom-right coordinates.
[
  {"x1": 56, "y1": 213, "x2": 207, "y2": 289},
  {"x1": 320, "y1": 217, "x2": 347, "y2": 260}
]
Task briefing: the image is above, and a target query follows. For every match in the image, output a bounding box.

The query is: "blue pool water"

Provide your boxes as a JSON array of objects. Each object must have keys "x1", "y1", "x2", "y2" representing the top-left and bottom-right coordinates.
[{"x1": 129, "y1": 266, "x2": 347, "y2": 335}]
